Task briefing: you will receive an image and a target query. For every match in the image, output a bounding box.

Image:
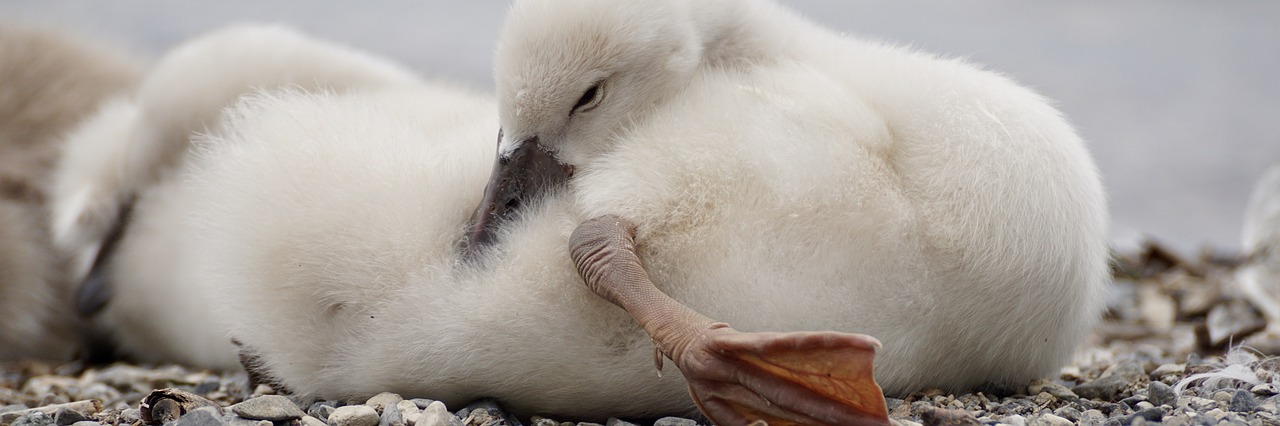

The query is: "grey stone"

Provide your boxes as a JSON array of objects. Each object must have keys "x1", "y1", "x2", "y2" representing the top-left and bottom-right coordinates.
[
  {"x1": 1147, "y1": 381, "x2": 1176, "y2": 407},
  {"x1": 302, "y1": 416, "x2": 327, "y2": 426},
  {"x1": 459, "y1": 400, "x2": 512, "y2": 426},
  {"x1": 1074, "y1": 375, "x2": 1132, "y2": 401},
  {"x1": 231, "y1": 395, "x2": 305, "y2": 421},
  {"x1": 1230, "y1": 389, "x2": 1260, "y2": 412},
  {"x1": 604, "y1": 419, "x2": 638, "y2": 426},
  {"x1": 119, "y1": 408, "x2": 141, "y2": 424},
  {"x1": 53, "y1": 407, "x2": 87, "y2": 426},
  {"x1": 174, "y1": 407, "x2": 227, "y2": 426},
  {"x1": 1080, "y1": 409, "x2": 1107, "y2": 424},
  {"x1": 1029, "y1": 381, "x2": 1080, "y2": 401},
  {"x1": 1052, "y1": 406, "x2": 1082, "y2": 421},
  {"x1": 529, "y1": 417, "x2": 561, "y2": 426},
  {"x1": 410, "y1": 399, "x2": 436, "y2": 410},
  {"x1": 68, "y1": 422, "x2": 101, "y2": 426},
  {"x1": 1128, "y1": 407, "x2": 1164, "y2": 422},
  {"x1": 919, "y1": 407, "x2": 981, "y2": 425},
  {"x1": 652, "y1": 417, "x2": 698, "y2": 426},
  {"x1": 328, "y1": 405, "x2": 379, "y2": 426},
  {"x1": 309, "y1": 402, "x2": 336, "y2": 421},
  {"x1": 1120, "y1": 394, "x2": 1148, "y2": 408},
  {"x1": 195, "y1": 380, "x2": 221, "y2": 395},
  {"x1": 1150, "y1": 363, "x2": 1185, "y2": 381},
  {"x1": 1002, "y1": 414, "x2": 1027, "y2": 426},
  {"x1": 366, "y1": 393, "x2": 404, "y2": 414},
  {"x1": 13, "y1": 411, "x2": 55, "y2": 426},
  {"x1": 379, "y1": 402, "x2": 404, "y2": 426}
]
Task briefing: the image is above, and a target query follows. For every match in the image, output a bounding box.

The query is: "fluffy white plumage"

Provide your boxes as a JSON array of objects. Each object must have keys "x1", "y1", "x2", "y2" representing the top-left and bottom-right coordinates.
[
  {"x1": 49, "y1": 23, "x2": 425, "y2": 368},
  {"x1": 490, "y1": 0, "x2": 1110, "y2": 398},
  {"x1": 52, "y1": 23, "x2": 423, "y2": 281},
  {"x1": 1238, "y1": 165, "x2": 1280, "y2": 336},
  {"x1": 91, "y1": 0, "x2": 1110, "y2": 420},
  {"x1": 0, "y1": 24, "x2": 141, "y2": 361},
  {"x1": 195, "y1": 0, "x2": 1107, "y2": 420}
]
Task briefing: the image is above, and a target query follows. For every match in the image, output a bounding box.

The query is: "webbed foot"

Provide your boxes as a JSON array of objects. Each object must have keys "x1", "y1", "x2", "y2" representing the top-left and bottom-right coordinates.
[{"x1": 570, "y1": 215, "x2": 888, "y2": 426}]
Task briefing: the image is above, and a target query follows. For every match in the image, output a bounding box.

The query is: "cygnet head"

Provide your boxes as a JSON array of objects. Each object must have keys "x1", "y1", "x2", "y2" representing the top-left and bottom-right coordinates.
[{"x1": 468, "y1": 0, "x2": 706, "y2": 251}]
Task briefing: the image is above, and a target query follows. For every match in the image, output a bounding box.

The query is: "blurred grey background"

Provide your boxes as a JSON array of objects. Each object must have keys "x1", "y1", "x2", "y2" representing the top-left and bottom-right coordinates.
[{"x1": 2, "y1": 1, "x2": 1277, "y2": 253}]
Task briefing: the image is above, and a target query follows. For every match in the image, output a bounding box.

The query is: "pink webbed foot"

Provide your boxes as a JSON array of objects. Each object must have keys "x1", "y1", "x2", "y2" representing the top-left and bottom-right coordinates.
[{"x1": 570, "y1": 215, "x2": 888, "y2": 426}]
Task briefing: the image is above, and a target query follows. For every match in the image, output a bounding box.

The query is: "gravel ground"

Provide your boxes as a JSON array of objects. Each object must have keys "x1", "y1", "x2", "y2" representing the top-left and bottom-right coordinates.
[{"x1": 3, "y1": 242, "x2": 1277, "y2": 426}]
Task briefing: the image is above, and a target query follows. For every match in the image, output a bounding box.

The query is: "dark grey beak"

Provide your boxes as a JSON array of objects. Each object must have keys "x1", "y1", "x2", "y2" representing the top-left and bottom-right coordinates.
[{"x1": 464, "y1": 131, "x2": 573, "y2": 258}]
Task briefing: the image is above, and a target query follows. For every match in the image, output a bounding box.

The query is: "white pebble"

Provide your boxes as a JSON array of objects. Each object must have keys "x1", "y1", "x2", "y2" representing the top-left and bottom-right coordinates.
[
  {"x1": 1253, "y1": 383, "x2": 1280, "y2": 396},
  {"x1": 327, "y1": 405, "x2": 379, "y2": 426},
  {"x1": 365, "y1": 392, "x2": 403, "y2": 413},
  {"x1": 415, "y1": 401, "x2": 452, "y2": 426},
  {"x1": 1001, "y1": 414, "x2": 1027, "y2": 426},
  {"x1": 1029, "y1": 413, "x2": 1072, "y2": 426},
  {"x1": 395, "y1": 400, "x2": 421, "y2": 425}
]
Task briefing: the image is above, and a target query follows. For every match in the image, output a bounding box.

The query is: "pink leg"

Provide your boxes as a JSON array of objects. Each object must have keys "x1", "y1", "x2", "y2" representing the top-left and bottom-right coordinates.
[{"x1": 570, "y1": 216, "x2": 889, "y2": 426}]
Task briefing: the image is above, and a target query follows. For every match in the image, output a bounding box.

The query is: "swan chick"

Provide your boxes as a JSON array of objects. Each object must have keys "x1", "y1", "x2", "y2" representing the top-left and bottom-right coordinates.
[
  {"x1": 474, "y1": 0, "x2": 1110, "y2": 401},
  {"x1": 52, "y1": 23, "x2": 422, "y2": 282},
  {"x1": 0, "y1": 24, "x2": 142, "y2": 360},
  {"x1": 50, "y1": 23, "x2": 425, "y2": 368}
]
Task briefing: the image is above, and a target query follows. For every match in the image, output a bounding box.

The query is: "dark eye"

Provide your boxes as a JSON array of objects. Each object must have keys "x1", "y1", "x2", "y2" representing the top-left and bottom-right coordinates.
[{"x1": 572, "y1": 82, "x2": 603, "y2": 113}]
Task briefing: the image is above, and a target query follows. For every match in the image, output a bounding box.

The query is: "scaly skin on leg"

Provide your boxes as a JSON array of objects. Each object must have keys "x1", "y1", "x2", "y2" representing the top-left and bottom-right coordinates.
[{"x1": 570, "y1": 215, "x2": 889, "y2": 426}]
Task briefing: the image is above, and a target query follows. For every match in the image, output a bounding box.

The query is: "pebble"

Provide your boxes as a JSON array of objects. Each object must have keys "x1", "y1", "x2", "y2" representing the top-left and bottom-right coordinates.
[
  {"x1": 1256, "y1": 383, "x2": 1280, "y2": 396},
  {"x1": 605, "y1": 419, "x2": 638, "y2": 426},
  {"x1": 366, "y1": 392, "x2": 404, "y2": 414},
  {"x1": 396, "y1": 400, "x2": 422, "y2": 425},
  {"x1": 919, "y1": 407, "x2": 980, "y2": 425},
  {"x1": 302, "y1": 416, "x2": 328, "y2": 426},
  {"x1": 1052, "y1": 406, "x2": 1081, "y2": 422},
  {"x1": 1001, "y1": 414, "x2": 1027, "y2": 426},
  {"x1": 651, "y1": 417, "x2": 698, "y2": 426},
  {"x1": 1150, "y1": 363, "x2": 1184, "y2": 381},
  {"x1": 416, "y1": 401, "x2": 456, "y2": 426},
  {"x1": 1028, "y1": 413, "x2": 1071, "y2": 426},
  {"x1": 529, "y1": 417, "x2": 561, "y2": 426},
  {"x1": 309, "y1": 402, "x2": 337, "y2": 421},
  {"x1": 1073, "y1": 375, "x2": 1132, "y2": 401},
  {"x1": 1027, "y1": 381, "x2": 1078, "y2": 401},
  {"x1": 1080, "y1": 409, "x2": 1107, "y2": 424},
  {"x1": 1148, "y1": 381, "x2": 1176, "y2": 407},
  {"x1": 458, "y1": 400, "x2": 512, "y2": 426},
  {"x1": 1229, "y1": 389, "x2": 1259, "y2": 412},
  {"x1": 231, "y1": 395, "x2": 305, "y2": 421},
  {"x1": 119, "y1": 408, "x2": 141, "y2": 424},
  {"x1": 174, "y1": 407, "x2": 225, "y2": 426},
  {"x1": 380, "y1": 401, "x2": 405, "y2": 426},
  {"x1": 13, "y1": 411, "x2": 55, "y2": 426},
  {"x1": 329, "y1": 405, "x2": 380, "y2": 426},
  {"x1": 52, "y1": 406, "x2": 87, "y2": 426}
]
